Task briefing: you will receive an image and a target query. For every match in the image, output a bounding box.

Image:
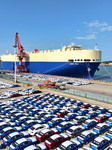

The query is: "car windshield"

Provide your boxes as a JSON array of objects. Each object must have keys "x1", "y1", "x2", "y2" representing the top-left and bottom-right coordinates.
[
  {"x1": 58, "y1": 124, "x2": 63, "y2": 127},
  {"x1": 96, "y1": 125, "x2": 101, "y2": 129},
  {"x1": 6, "y1": 135, "x2": 10, "y2": 140},
  {"x1": 47, "y1": 138, "x2": 53, "y2": 142},
  {"x1": 58, "y1": 144, "x2": 65, "y2": 150},
  {"x1": 108, "y1": 130, "x2": 112, "y2": 134},
  {"x1": 93, "y1": 140, "x2": 99, "y2": 145},
  {"x1": 80, "y1": 134, "x2": 85, "y2": 138},
  {"x1": 12, "y1": 141, "x2": 18, "y2": 147},
  {"x1": 108, "y1": 118, "x2": 112, "y2": 122},
  {"x1": 30, "y1": 126, "x2": 35, "y2": 130},
  {"x1": 68, "y1": 128, "x2": 73, "y2": 132}
]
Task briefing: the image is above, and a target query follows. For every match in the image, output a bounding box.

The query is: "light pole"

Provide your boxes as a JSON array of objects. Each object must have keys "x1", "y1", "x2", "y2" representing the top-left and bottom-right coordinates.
[{"x1": 13, "y1": 45, "x2": 17, "y2": 83}]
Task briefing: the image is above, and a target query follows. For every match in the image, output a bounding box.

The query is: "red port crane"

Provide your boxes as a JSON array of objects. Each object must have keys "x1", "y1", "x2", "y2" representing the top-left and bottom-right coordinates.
[{"x1": 14, "y1": 32, "x2": 27, "y2": 72}]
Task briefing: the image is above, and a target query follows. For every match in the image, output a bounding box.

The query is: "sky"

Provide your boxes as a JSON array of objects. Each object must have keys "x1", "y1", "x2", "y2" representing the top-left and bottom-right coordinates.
[{"x1": 0, "y1": 0, "x2": 112, "y2": 61}]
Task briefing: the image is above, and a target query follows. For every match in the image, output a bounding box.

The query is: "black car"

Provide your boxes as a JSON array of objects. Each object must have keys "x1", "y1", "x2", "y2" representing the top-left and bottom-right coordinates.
[
  {"x1": 73, "y1": 116, "x2": 87, "y2": 125},
  {"x1": 66, "y1": 125, "x2": 85, "y2": 137}
]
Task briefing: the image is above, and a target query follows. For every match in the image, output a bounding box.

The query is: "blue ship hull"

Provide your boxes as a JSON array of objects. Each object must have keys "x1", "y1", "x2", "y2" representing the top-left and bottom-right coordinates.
[{"x1": 1, "y1": 61, "x2": 100, "y2": 79}]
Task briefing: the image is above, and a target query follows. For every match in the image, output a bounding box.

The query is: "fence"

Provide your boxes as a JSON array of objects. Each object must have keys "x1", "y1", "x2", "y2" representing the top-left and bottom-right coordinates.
[{"x1": 45, "y1": 88, "x2": 112, "y2": 104}]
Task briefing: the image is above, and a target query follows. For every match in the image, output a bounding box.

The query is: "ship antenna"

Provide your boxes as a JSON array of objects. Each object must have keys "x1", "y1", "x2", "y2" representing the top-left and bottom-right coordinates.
[{"x1": 95, "y1": 44, "x2": 98, "y2": 50}]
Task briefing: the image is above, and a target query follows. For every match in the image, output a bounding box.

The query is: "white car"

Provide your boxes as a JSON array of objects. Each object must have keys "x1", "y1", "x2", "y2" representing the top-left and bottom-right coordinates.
[{"x1": 28, "y1": 124, "x2": 49, "y2": 136}]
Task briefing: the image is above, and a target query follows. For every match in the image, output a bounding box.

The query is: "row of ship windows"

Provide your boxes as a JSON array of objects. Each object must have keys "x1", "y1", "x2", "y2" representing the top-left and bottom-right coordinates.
[{"x1": 68, "y1": 59, "x2": 99, "y2": 62}]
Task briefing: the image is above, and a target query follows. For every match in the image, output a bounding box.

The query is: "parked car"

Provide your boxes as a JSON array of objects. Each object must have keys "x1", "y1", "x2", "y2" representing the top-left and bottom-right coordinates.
[
  {"x1": 82, "y1": 119, "x2": 98, "y2": 130},
  {"x1": 106, "y1": 110, "x2": 112, "y2": 117},
  {"x1": 56, "y1": 139, "x2": 82, "y2": 150},
  {"x1": 15, "y1": 116, "x2": 34, "y2": 126},
  {"x1": 41, "y1": 114, "x2": 57, "y2": 123},
  {"x1": 95, "y1": 114, "x2": 109, "y2": 123},
  {"x1": 96, "y1": 107, "x2": 108, "y2": 114},
  {"x1": 90, "y1": 105, "x2": 99, "y2": 111},
  {"x1": 66, "y1": 125, "x2": 85, "y2": 138},
  {"x1": 36, "y1": 128, "x2": 58, "y2": 142},
  {"x1": 73, "y1": 116, "x2": 87, "y2": 125},
  {"x1": 80, "y1": 103, "x2": 91, "y2": 109},
  {"x1": 21, "y1": 120, "x2": 41, "y2": 130},
  {"x1": 105, "y1": 127, "x2": 112, "y2": 139},
  {"x1": 3, "y1": 131, "x2": 29, "y2": 146},
  {"x1": 45, "y1": 133, "x2": 69, "y2": 149},
  {"x1": 0, "y1": 126, "x2": 22, "y2": 139},
  {"x1": 64, "y1": 113, "x2": 78, "y2": 121},
  {"x1": 28, "y1": 124, "x2": 49, "y2": 136},
  {"x1": 48, "y1": 118, "x2": 65, "y2": 127},
  {"x1": 106, "y1": 117, "x2": 112, "y2": 126},
  {"x1": 69, "y1": 106, "x2": 80, "y2": 113},
  {"x1": 56, "y1": 110, "x2": 69, "y2": 117},
  {"x1": 56, "y1": 121, "x2": 75, "y2": 132},
  {"x1": 90, "y1": 136, "x2": 111, "y2": 150},
  {"x1": 9, "y1": 137, "x2": 38, "y2": 150},
  {"x1": 93, "y1": 123, "x2": 110, "y2": 135},
  {"x1": 107, "y1": 144, "x2": 112, "y2": 150},
  {"x1": 77, "y1": 109, "x2": 89, "y2": 116},
  {"x1": 85, "y1": 111, "x2": 98, "y2": 119},
  {"x1": 24, "y1": 144, "x2": 47, "y2": 150},
  {"x1": 77, "y1": 130, "x2": 97, "y2": 144}
]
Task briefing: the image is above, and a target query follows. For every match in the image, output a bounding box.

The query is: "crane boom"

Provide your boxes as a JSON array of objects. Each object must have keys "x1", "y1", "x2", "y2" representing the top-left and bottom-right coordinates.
[{"x1": 14, "y1": 32, "x2": 27, "y2": 72}]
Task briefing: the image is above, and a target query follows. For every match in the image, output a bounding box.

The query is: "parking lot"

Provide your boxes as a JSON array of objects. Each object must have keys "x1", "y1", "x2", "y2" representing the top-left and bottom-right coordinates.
[{"x1": 0, "y1": 82, "x2": 112, "y2": 150}]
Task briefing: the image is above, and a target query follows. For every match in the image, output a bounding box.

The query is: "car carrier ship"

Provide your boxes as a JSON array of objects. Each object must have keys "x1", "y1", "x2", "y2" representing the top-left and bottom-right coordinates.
[{"x1": 0, "y1": 43, "x2": 101, "y2": 79}]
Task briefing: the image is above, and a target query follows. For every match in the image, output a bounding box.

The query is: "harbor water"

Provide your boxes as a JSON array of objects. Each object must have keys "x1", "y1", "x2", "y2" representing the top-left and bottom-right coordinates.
[{"x1": 94, "y1": 65, "x2": 112, "y2": 82}]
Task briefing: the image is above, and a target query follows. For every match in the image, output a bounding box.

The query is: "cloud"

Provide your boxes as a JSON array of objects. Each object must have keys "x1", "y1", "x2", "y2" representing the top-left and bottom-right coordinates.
[
  {"x1": 83, "y1": 20, "x2": 108, "y2": 28},
  {"x1": 75, "y1": 34, "x2": 97, "y2": 40},
  {"x1": 100, "y1": 26, "x2": 112, "y2": 31}
]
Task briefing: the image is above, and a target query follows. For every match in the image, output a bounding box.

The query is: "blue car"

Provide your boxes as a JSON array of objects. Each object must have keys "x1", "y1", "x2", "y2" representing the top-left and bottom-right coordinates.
[
  {"x1": 11, "y1": 113, "x2": 27, "y2": 122},
  {"x1": 15, "y1": 116, "x2": 34, "y2": 126},
  {"x1": 56, "y1": 139, "x2": 82, "y2": 150},
  {"x1": 41, "y1": 97, "x2": 49, "y2": 102},
  {"x1": 15, "y1": 102, "x2": 25, "y2": 109},
  {"x1": 93, "y1": 123, "x2": 110, "y2": 135},
  {"x1": 18, "y1": 104, "x2": 30, "y2": 111},
  {"x1": 96, "y1": 107, "x2": 108, "y2": 114},
  {"x1": 21, "y1": 120, "x2": 41, "y2": 130},
  {"x1": 106, "y1": 117, "x2": 112, "y2": 126},
  {"x1": 69, "y1": 106, "x2": 80, "y2": 113},
  {"x1": 57, "y1": 102, "x2": 66, "y2": 108},
  {"x1": 29, "y1": 99, "x2": 37, "y2": 105},
  {"x1": 28, "y1": 108, "x2": 41, "y2": 116},
  {"x1": 0, "y1": 122, "x2": 12, "y2": 130},
  {"x1": 3, "y1": 131, "x2": 29, "y2": 146},
  {"x1": 62, "y1": 98, "x2": 70, "y2": 102},
  {"x1": 41, "y1": 114, "x2": 57, "y2": 123},
  {"x1": 64, "y1": 113, "x2": 78, "y2": 121},
  {"x1": 106, "y1": 110, "x2": 112, "y2": 117},
  {"x1": 24, "y1": 143, "x2": 47, "y2": 150},
  {"x1": 77, "y1": 130, "x2": 97, "y2": 144},
  {"x1": 51, "y1": 100, "x2": 60, "y2": 105},
  {"x1": 9, "y1": 137, "x2": 38, "y2": 150},
  {"x1": 50, "y1": 108, "x2": 61, "y2": 114},
  {"x1": 33, "y1": 101, "x2": 42, "y2": 107},
  {"x1": 77, "y1": 109, "x2": 89, "y2": 116},
  {"x1": 105, "y1": 127, "x2": 112, "y2": 140},
  {"x1": 90, "y1": 136, "x2": 111, "y2": 150},
  {"x1": 85, "y1": 111, "x2": 98, "y2": 119},
  {"x1": 38, "y1": 103, "x2": 49, "y2": 109},
  {"x1": 82, "y1": 119, "x2": 98, "y2": 130},
  {"x1": 56, "y1": 121, "x2": 75, "y2": 132},
  {"x1": 1, "y1": 107, "x2": 14, "y2": 115},
  {"x1": 0, "y1": 126, "x2": 22, "y2": 139},
  {"x1": 74, "y1": 101, "x2": 83, "y2": 106},
  {"x1": 48, "y1": 118, "x2": 65, "y2": 127}
]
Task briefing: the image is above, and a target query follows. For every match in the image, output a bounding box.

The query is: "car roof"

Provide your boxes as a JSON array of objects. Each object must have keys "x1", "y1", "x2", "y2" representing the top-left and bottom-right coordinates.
[
  {"x1": 96, "y1": 123, "x2": 108, "y2": 127},
  {"x1": 50, "y1": 134, "x2": 60, "y2": 140},
  {"x1": 62, "y1": 140, "x2": 72, "y2": 146},
  {"x1": 3, "y1": 127, "x2": 13, "y2": 131},
  {"x1": 24, "y1": 145, "x2": 37, "y2": 150},
  {"x1": 16, "y1": 138, "x2": 27, "y2": 144},
  {"x1": 94, "y1": 136, "x2": 104, "y2": 142},
  {"x1": 8, "y1": 132, "x2": 19, "y2": 137}
]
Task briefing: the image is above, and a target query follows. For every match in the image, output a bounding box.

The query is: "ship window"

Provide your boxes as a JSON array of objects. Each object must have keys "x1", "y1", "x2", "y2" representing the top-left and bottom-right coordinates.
[
  {"x1": 96, "y1": 59, "x2": 99, "y2": 61},
  {"x1": 68, "y1": 59, "x2": 74, "y2": 62},
  {"x1": 77, "y1": 59, "x2": 80, "y2": 61},
  {"x1": 84, "y1": 59, "x2": 91, "y2": 61},
  {"x1": 81, "y1": 59, "x2": 83, "y2": 61},
  {"x1": 93, "y1": 59, "x2": 95, "y2": 61},
  {"x1": 75, "y1": 59, "x2": 76, "y2": 61}
]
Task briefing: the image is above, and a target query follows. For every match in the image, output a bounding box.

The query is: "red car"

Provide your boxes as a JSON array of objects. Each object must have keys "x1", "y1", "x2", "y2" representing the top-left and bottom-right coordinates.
[
  {"x1": 95, "y1": 114, "x2": 109, "y2": 123},
  {"x1": 81, "y1": 103, "x2": 91, "y2": 109},
  {"x1": 37, "y1": 96, "x2": 44, "y2": 100},
  {"x1": 10, "y1": 93, "x2": 22, "y2": 97},
  {"x1": 45, "y1": 133, "x2": 69, "y2": 149},
  {"x1": 35, "y1": 128, "x2": 58, "y2": 142},
  {"x1": 56, "y1": 110, "x2": 68, "y2": 117}
]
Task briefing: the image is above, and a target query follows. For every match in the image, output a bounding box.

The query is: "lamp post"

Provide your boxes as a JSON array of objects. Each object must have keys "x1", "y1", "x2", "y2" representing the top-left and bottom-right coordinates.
[{"x1": 13, "y1": 45, "x2": 17, "y2": 83}]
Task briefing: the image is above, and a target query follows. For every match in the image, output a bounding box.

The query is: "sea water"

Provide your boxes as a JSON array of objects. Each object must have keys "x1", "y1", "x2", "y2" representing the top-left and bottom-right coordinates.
[{"x1": 94, "y1": 65, "x2": 112, "y2": 82}]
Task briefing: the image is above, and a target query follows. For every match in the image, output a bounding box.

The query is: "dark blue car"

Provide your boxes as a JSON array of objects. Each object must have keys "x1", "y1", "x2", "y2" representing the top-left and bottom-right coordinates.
[
  {"x1": 93, "y1": 123, "x2": 110, "y2": 135},
  {"x1": 106, "y1": 110, "x2": 112, "y2": 117},
  {"x1": 56, "y1": 121, "x2": 75, "y2": 132},
  {"x1": 96, "y1": 107, "x2": 108, "y2": 114},
  {"x1": 48, "y1": 118, "x2": 65, "y2": 127},
  {"x1": 106, "y1": 117, "x2": 112, "y2": 126},
  {"x1": 3, "y1": 131, "x2": 29, "y2": 146},
  {"x1": 15, "y1": 116, "x2": 34, "y2": 126},
  {"x1": 64, "y1": 113, "x2": 78, "y2": 121},
  {"x1": 21, "y1": 120, "x2": 41, "y2": 130},
  {"x1": 9, "y1": 137, "x2": 38, "y2": 150},
  {"x1": 85, "y1": 111, "x2": 98, "y2": 119},
  {"x1": 90, "y1": 136, "x2": 111, "y2": 150},
  {"x1": 41, "y1": 114, "x2": 57, "y2": 123},
  {"x1": 82, "y1": 119, "x2": 98, "y2": 130},
  {"x1": 105, "y1": 127, "x2": 112, "y2": 140},
  {"x1": 77, "y1": 109, "x2": 89, "y2": 116},
  {"x1": 77, "y1": 130, "x2": 97, "y2": 144},
  {"x1": 69, "y1": 106, "x2": 80, "y2": 113}
]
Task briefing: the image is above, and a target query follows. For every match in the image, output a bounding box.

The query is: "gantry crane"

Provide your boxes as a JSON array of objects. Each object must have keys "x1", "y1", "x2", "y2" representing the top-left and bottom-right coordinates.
[{"x1": 14, "y1": 32, "x2": 27, "y2": 72}]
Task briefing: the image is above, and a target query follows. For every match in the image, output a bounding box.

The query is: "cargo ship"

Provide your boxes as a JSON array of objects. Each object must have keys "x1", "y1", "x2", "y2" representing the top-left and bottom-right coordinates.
[{"x1": 0, "y1": 43, "x2": 101, "y2": 79}]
